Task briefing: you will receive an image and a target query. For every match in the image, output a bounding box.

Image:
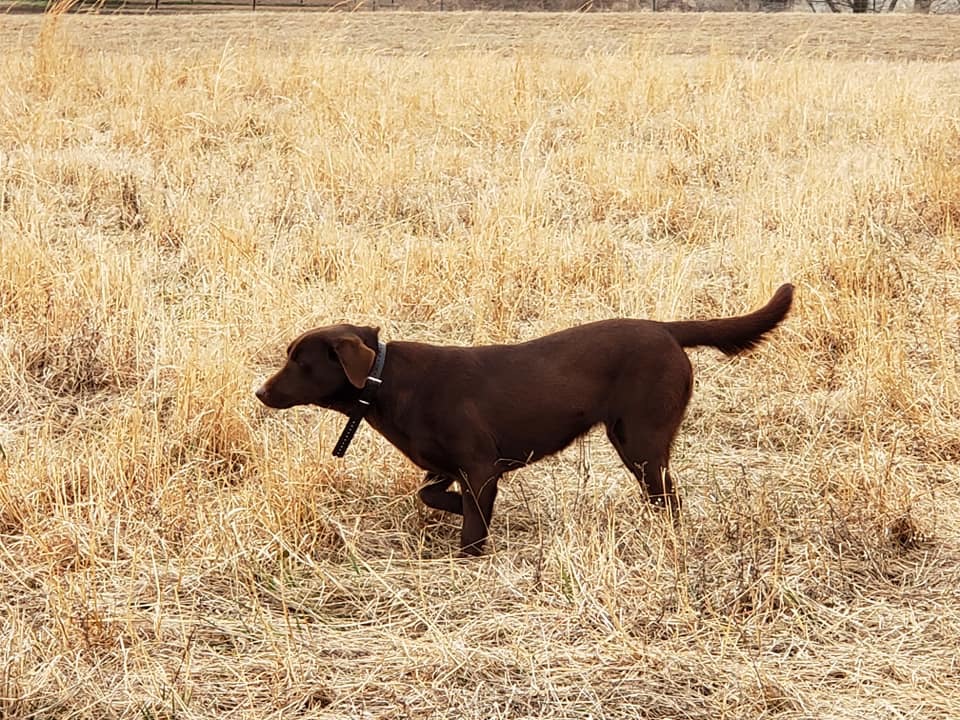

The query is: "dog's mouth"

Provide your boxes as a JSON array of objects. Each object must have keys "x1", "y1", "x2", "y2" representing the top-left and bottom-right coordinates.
[
  {"x1": 254, "y1": 377, "x2": 357, "y2": 412},
  {"x1": 255, "y1": 384, "x2": 295, "y2": 409}
]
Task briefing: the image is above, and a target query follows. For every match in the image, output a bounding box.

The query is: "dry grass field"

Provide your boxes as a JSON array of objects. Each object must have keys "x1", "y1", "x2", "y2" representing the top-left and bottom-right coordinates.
[{"x1": 2, "y1": 9, "x2": 960, "y2": 719}]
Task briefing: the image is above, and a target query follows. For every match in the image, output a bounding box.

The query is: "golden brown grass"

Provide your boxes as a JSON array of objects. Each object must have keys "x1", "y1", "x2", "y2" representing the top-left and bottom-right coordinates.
[{"x1": 1, "y1": 11, "x2": 959, "y2": 719}]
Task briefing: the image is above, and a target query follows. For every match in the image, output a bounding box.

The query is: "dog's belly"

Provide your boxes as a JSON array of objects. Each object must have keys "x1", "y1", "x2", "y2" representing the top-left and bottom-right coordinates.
[{"x1": 492, "y1": 412, "x2": 598, "y2": 467}]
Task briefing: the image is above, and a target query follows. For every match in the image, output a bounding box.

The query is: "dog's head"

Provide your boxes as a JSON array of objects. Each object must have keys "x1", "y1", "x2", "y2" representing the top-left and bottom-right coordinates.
[{"x1": 255, "y1": 324, "x2": 380, "y2": 409}]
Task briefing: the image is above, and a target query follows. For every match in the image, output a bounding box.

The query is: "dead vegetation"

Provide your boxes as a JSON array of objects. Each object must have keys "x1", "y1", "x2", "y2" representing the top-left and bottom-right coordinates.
[{"x1": 1, "y1": 11, "x2": 959, "y2": 720}]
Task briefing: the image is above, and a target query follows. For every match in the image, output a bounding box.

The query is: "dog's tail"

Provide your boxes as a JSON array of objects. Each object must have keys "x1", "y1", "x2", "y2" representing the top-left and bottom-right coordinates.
[{"x1": 663, "y1": 283, "x2": 794, "y2": 356}]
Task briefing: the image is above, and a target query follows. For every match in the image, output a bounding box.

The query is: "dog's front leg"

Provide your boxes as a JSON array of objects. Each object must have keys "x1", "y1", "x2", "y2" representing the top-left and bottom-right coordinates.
[
  {"x1": 418, "y1": 473, "x2": 463, "y2": 515},
  {"x1": 459, "y1": 471, "x2": 501, "y2": 557}
]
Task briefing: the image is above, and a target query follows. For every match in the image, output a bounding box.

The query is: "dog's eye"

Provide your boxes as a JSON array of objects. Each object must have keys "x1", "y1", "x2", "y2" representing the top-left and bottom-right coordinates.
[{"x1": 289, "y1": 350, "x2": 310, "y2": 374}]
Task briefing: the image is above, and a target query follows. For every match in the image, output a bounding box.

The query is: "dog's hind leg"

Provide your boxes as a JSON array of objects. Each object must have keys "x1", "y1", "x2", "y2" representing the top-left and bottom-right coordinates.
[
  {"x1": 605, "y1": 346, "x2": 691, "y2": 513},
  {"x1": 606, "y1": 420, "x2": 682, "y2": 513}
]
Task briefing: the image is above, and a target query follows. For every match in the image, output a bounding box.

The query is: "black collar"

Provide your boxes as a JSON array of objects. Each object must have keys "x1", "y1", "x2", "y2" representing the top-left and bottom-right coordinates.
[{"x1": 332, "y1": 340, "x2": 387, "y2": 458}]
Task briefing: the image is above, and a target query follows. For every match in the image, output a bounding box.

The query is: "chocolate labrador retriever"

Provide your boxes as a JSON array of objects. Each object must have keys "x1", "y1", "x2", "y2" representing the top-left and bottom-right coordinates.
[{"x1": 256, "y1": 283, "x2": 793, "y2": 556}]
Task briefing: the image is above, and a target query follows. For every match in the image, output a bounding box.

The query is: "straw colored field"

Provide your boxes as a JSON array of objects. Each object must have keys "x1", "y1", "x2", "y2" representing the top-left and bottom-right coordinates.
[{"x1": 1, "y1": 10, "x2": 959, "y2": 720}]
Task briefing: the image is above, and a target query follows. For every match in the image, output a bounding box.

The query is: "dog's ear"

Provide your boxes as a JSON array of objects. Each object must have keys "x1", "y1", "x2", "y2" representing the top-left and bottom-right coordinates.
[{"x1": 333, "y1": 336, "x2": 376, "y2": 389}]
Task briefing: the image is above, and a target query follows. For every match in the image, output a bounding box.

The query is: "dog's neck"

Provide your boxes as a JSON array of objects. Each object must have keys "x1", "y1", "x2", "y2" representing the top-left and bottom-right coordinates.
[
  {"x1": 330, "y1": 340, "x2": 387, "y2": 458},
  {"x1": 358, "y1": 343, "x2": 420, "y2": 451}
]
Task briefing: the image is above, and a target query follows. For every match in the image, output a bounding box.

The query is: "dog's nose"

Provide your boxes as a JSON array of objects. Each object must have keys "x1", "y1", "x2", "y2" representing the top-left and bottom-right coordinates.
[{"x1": 254, "y1": 383, "x2": 269, "y2": 403}]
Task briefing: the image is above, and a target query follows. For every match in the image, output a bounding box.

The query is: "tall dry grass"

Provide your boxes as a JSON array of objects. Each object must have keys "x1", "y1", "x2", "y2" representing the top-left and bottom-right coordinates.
[{"x1": 1, "y1": 12, "x2": 959, "y2": 719}]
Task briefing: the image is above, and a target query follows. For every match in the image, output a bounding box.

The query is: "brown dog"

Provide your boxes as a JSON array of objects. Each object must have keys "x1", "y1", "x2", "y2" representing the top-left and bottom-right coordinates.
[{"x1": 256, "y1": 284, "x2": 793, "y2": 556}]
